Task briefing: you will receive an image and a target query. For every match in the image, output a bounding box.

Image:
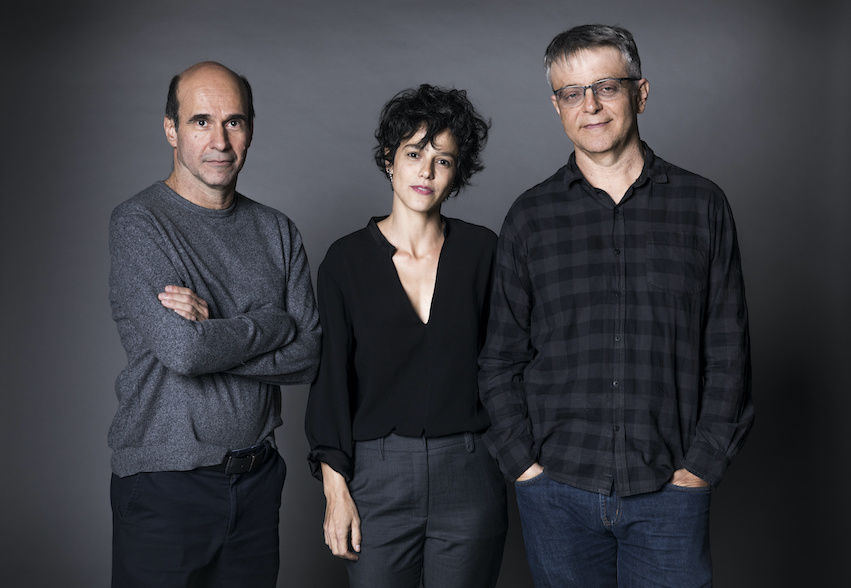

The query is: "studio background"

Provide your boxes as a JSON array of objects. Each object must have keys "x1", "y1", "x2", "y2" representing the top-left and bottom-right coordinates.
[{"x1": 3, "y1": 0, "x2": 848, "y2": 586}]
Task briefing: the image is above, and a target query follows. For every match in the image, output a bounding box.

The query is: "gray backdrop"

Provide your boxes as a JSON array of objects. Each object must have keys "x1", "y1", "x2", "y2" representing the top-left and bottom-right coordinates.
[{"x1": 3, "y1": 0, "x2": 849, "y2": 586}]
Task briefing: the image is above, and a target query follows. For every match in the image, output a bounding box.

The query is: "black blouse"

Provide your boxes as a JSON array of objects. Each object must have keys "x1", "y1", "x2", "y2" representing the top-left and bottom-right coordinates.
[{"x1": 305, "y1": 217, "x2": 497, "y2": 480}]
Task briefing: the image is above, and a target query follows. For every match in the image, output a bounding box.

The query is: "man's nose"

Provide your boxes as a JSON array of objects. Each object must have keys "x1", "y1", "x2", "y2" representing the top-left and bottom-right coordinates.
[
  {"x1": 210, "y1": 125, "x2": 230, "y2": 149},
  {"x1": 581, "y1": 87, "x2": 602, "y2": 112}
]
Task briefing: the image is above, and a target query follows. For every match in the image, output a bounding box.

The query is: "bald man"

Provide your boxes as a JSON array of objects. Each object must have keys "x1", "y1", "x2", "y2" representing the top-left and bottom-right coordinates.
[{"x1": 108, "y1": 62, "x2": 321, "y2": 587}]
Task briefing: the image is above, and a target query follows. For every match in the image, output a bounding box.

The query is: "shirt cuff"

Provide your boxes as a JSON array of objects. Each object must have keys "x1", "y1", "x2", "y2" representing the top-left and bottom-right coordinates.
[{"x1": 307, "y1": 446, "x2": 354, "y2": 482}]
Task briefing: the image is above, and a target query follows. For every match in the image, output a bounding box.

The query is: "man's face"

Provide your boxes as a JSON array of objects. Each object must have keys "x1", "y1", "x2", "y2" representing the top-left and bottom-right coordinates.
[
  {"x1": 549, "y1": 46, "x2": 648, "y2": 161},
  {"x1": 164, "y1": 64, "x2": 252, "y2": 202}
]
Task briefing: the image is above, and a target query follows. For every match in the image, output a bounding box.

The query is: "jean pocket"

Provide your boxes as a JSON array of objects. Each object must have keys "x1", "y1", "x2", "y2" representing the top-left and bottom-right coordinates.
[
  {"x1": 664, "y1": 482, "x2": 712, "y2": 494},
  {"x1": 645, "y1": 232, "x2": 708, "y2": 296},
  {"x1": 514, "y1": 470, "x2": 548, "y2": 487}
]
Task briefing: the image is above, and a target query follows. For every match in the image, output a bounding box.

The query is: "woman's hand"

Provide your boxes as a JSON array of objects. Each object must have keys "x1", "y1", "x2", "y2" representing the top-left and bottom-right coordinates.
[{"x1": 321, "y1": 463, "x2": 362, "y2": 560}]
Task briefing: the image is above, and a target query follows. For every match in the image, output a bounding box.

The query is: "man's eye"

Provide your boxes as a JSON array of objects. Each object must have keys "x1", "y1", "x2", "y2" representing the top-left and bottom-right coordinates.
[
  {"x1": 598, "y1": 82, "x2": 619, "y2": 94},
  {"x1": 227, "y1": 120, "x2": 240, "y2": 128},
  {"x1": 196, "y1": 120, "x2": 207, "y2": 127}
]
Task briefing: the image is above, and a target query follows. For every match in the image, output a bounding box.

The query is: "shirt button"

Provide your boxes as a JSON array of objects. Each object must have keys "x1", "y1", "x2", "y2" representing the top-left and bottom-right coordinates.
[
  {"x1": 613, "y1": 381, "x2": 619, "y2": 387},
  {"x1": 614, "y1": 425, "x2": 620, "y2": 432},
  {"x1": 614, "y1": 249, "x2": 621, "y2": 255},
  {"x1": 615, "y1": 335, "x2": 621, "y2": 341}
]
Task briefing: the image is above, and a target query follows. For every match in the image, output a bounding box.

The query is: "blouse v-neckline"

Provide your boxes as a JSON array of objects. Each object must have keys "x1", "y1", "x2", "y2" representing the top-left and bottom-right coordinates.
[{"x1": 368, "y1": 216, "x2": 448, "y2": 326}]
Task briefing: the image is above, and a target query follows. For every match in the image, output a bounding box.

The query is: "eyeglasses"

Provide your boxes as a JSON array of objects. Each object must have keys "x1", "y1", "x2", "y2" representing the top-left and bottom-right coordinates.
[{"x1": 552, "y1": 78, "x2": 639, "y2": 107}]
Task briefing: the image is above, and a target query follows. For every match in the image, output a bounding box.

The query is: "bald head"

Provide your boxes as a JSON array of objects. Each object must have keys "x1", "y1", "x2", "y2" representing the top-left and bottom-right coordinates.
[{"x1": 165, "y1": 61, "x2": 254, "y2": 129}]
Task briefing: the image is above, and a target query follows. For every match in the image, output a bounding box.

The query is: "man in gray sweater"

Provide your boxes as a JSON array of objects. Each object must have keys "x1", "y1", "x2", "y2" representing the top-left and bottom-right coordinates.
[{"x1": 108, "y1": 61, "x2": 321, "y2": 587}]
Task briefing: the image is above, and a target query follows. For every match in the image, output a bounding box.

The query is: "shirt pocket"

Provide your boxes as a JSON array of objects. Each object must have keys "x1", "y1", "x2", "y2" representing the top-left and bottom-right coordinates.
[{"x1": 644, "y1": 231, "x2": 708, "y2": 296}]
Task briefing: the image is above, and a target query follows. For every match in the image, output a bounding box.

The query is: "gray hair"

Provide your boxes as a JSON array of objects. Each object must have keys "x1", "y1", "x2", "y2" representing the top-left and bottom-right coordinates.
[{"x1": 544, "y1": 24, "x2": 642, "y2": 86}]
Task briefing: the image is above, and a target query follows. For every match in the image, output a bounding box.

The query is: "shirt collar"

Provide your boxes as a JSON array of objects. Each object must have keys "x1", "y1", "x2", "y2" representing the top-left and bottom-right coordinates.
[
  {"x1": 367, "y1": 216, "x2": 451, "y2": 258},
  {"x1": 562, "y1": 142, "x2": 669, "y2": 190}
]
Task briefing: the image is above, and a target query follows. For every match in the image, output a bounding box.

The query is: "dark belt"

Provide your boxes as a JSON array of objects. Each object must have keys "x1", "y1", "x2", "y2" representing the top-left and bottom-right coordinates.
[{"x1": 199, "y1": 442, "x2": 273, "y2": 474}]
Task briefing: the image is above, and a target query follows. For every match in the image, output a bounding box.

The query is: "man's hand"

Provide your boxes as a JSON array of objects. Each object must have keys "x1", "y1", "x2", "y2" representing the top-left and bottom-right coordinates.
[
  {"x1": 158, "y1": 285, "x2": 209, "y2": 321},
  {"x1": 516, "y1": 461, "x2": 545, "y2": 482},
  {"x1": 669, "y1": 468, "x2": 710, "y2": 488},
  {"x1": 321, "y1": 463, "x2": 361, "y2": 561}
]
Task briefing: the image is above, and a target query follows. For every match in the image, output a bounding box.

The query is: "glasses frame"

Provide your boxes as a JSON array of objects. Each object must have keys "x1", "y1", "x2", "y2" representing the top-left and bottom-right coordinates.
[{"x1": 552, "y1": 77, "x2": 640, "y2": 107}]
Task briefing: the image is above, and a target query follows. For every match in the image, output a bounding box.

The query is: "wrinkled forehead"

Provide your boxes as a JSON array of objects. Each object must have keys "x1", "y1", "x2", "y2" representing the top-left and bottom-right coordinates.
[{"x1": 178, "y1": 65, "x2": 249, "y2": 112}]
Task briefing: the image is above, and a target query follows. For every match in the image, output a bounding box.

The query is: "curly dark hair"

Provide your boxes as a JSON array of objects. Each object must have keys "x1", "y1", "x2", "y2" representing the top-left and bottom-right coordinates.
[{"x1": 373, "y1": 84, "x2": 490, "y2": 198}]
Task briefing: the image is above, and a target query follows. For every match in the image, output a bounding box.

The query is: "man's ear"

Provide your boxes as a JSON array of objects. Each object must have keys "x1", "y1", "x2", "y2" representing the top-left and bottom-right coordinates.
[
  {"x1": 164, "y1": 116, "x2": 178, "y2": 147},
  {"x1": 635, "y1": 79, "x2": 650, "y2": 114},
  {"x1": 550, "y1": 94, "x2": 562, "y2": 117},
  {"x1": 245, "y1": 125, "x2": 253, "y2": 149}
]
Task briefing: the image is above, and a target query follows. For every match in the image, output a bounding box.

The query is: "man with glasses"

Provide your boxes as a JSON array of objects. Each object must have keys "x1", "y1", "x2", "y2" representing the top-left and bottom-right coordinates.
[{"x1": 479, "y1": 24, "x2": 753, "y2": 586}]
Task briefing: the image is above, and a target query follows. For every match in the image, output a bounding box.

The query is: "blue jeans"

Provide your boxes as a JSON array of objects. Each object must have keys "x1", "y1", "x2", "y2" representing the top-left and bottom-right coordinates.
[{"x1": 514, "y1": 473, "x2": 712, "y2": 587}]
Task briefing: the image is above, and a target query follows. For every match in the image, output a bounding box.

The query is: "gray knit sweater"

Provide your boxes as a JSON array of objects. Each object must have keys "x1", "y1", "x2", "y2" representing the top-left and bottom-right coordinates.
[{"x1": 108, "y1": 182, "x2": 321, "y2": 477}]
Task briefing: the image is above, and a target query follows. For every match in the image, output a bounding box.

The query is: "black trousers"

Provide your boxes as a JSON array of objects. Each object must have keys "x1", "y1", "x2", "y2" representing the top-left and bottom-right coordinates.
[{"x1": 111, "y1": 450, "x2": 286, "y2": 588}]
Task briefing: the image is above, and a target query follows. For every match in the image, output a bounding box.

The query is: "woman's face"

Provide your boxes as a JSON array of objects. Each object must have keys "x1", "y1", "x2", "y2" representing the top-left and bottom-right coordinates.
[{"x1": 388, "y1": 126, "x2": 458, "y2": 216}]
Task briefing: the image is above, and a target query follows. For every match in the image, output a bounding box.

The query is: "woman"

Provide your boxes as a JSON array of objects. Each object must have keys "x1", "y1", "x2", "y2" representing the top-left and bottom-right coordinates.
[{"x1": 305, "y1": 84, "x2": 507, "y2": 588}]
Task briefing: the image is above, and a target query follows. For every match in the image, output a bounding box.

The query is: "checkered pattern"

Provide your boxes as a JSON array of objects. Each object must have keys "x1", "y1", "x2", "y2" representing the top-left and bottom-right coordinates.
[{"x1": 479, "y1": 145, "x2": 753, "y2": 496}]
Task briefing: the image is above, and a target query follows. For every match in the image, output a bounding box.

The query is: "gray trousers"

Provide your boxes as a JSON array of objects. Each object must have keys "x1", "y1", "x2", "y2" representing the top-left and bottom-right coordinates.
[{"x1": 346, "y1": 433, "x2": 508, "y2": 588}]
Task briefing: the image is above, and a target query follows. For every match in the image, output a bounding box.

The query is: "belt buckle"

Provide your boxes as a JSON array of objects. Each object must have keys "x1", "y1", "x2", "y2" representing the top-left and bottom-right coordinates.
[{"x1": 223, "y1": 452, "x2": 257, "y2": 475}]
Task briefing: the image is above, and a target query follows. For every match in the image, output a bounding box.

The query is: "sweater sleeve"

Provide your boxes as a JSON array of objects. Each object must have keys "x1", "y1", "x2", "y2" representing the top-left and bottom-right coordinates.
[
  {"x1": 304, "y1": 261, "x2": 356, "y2": 481},
  {"x1": 224, "y1": 220, "x2": 321, "y2": 385},
  {"x1": 109, "y1": 209, "x2": 291, "y2": 377}
]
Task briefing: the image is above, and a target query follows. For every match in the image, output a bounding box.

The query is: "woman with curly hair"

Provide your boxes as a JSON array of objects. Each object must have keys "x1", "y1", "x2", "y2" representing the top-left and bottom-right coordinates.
[{"x1": 306, "y1": 84, "x2": 507, "y2": 587}]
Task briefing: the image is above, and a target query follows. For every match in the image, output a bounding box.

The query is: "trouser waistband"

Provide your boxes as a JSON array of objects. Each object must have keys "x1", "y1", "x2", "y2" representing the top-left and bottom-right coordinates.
[
  {"x1": 197, "y1": 441, "x2": 274, "y2": 474},
  {"x1": 355, "y1": 432, "x2": 479, "y2": 458}
]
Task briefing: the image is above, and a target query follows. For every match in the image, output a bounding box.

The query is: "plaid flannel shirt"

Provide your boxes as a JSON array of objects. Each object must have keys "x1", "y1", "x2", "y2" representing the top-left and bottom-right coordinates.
[{"x1": 479, "y1": 144, "x2": 753, "y2": 496}]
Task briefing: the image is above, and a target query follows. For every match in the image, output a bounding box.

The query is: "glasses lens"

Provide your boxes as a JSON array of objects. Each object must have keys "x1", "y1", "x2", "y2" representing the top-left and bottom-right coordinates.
[
  {"x1": 557, "y1": 79, "x2": 630, "y2": 107},
  {"x1": 593, "y1": 79, "x2": 623, "y2": 100},
  {"x1": 558, "y1": 87, "x2": 585, "y2": 106}
]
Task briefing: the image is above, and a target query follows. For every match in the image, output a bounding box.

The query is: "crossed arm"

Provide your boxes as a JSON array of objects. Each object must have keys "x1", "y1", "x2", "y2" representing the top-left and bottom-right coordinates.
[
  {"x1": 157, "y1": 279, "x2": 319, "y2": 385},
  {"x1": 158, "y1": 285, "x2": 209, "y2": 321},
  {"x1": 110, "y1": 211, "x2": 319, "y2": 382}
]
